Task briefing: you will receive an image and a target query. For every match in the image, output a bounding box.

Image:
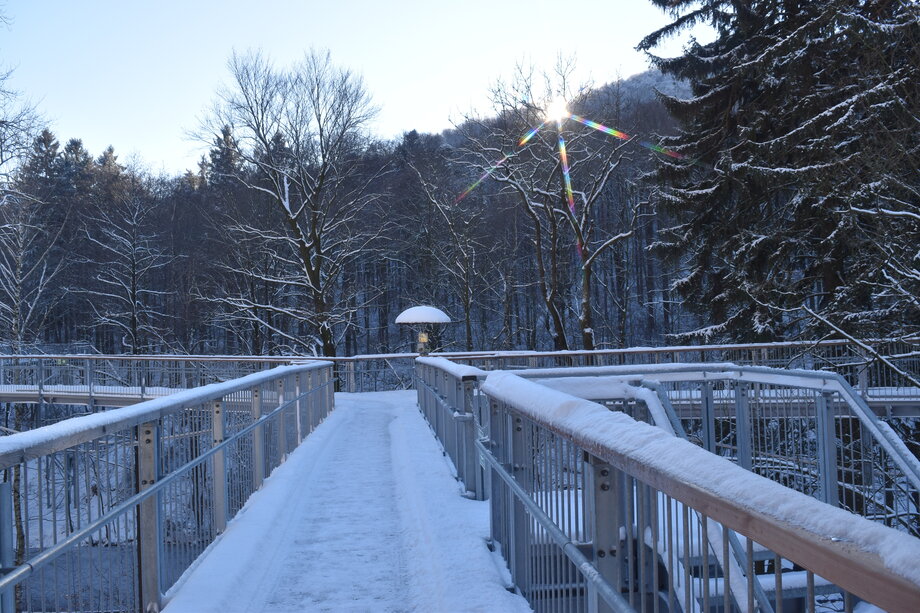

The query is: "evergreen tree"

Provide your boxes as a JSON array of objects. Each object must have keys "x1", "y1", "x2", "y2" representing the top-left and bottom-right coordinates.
[{"x1": 640, "y1": 0, "x2": 920, "y2": 342}]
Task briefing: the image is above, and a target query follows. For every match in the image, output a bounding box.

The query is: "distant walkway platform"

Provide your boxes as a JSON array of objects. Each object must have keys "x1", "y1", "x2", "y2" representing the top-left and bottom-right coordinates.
[
  {"x1": 162, "y1": 391, "x2": 530, "y2": 613},
  {"x1": 0, "y1": 384, "x2": 177, "y2": 407}
]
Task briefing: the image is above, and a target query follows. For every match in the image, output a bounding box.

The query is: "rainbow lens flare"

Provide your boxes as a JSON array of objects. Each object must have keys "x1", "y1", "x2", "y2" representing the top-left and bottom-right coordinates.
[
  {"x1": 570, "y1": 113, "x2": 687, "y2": 160},
  {"x1": 455, "y1": 154, "x2": 512, "y2": 203},
  {"x1": 556, "y1": 135, "x2": 576, "y2": 216},
  {"x1": 569, "y1": 114, "x2": 630, "y2": 141},
  {"x1": 557, "y1": 132, "x2": 583, "y2": 255},
  {"x1": 519, "y1": 120, "x2": 548, "y2": 146},
  {"x1": 455, "y1": 107, "x2": 695, "y2": 204}
]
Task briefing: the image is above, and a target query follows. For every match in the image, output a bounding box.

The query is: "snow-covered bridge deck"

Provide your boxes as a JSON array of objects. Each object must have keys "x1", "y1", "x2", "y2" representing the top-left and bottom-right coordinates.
[{"x1": 163, "y1": 391, "x2": 528, "y2": 613}]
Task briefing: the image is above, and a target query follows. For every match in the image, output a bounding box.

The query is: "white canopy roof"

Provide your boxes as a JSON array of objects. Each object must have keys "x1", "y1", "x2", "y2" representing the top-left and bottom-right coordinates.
[{"x1": 395, "y1": 306, "x2": 451, "y2": 324}]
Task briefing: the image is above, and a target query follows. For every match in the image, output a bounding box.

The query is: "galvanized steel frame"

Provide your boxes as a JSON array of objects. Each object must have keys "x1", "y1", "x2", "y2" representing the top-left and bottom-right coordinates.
[
  {"x1": 0, "y1": 361, "x2": 334, "y2": 613},
  {"x1": 416, "y1": 357, "x2": 920, "y2": 613}
]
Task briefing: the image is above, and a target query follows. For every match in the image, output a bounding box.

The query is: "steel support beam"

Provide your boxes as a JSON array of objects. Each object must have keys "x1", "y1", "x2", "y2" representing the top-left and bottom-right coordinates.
[
  {"x1": 211, "y1": 400, "x2": 227, "y2": 534},
  {"x1": 251, "y1": 386, "x2": 264, "y2": 491},
  {"x1": 136, "y1": 421, "x2": 160, "y2": 613}
]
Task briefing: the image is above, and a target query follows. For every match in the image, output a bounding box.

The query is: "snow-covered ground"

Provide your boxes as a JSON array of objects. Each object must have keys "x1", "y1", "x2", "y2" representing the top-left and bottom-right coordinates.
[{"x1": 163, "y1": 390, "x2": 530, "y2": 613}]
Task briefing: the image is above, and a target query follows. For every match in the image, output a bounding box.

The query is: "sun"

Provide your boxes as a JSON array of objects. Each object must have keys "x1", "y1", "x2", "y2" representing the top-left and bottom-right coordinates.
[{"x1": 545, "y1": 98, "x2": 569, "y2": 122}]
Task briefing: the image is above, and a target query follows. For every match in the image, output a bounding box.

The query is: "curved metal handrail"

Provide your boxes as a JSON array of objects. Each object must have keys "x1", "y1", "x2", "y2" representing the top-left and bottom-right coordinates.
[{"x1": 509, "y1": 363, "x2": 920, "y2": 493}]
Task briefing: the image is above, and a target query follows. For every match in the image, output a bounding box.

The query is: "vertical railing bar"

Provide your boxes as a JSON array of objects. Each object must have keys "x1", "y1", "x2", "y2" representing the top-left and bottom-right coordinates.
[
  {"x1": 723, "y1": 526, "x2": 730, "y2": 613},
  {"x1": 626, "y1": 475, "x2": 635, "y2": 609},
  {"x1": 212, "y1": 399, "x2": 227, "y2": 534},
  {"x1": 702, "y1": 512, "x2": 710, "y2": 613},
  {"x1": 844, "y1": 589, "x2": 855, "y2": 613},
  {"x1": 251, "y1": 385, "x2": 264, "y2": 492},
  {"x1": 651, "y1": 485, "x2": 660, "y2": 613},
  {"x1": 815, "y1": 391, "x2": 839, "y2": 507},
  {"x1": 666, "y1": 495, "x2": 675, "y2": 613},
  {"x1": 681, "y1": 503, "x2": 691, "y2": 613},
  {"x1": 774, "y1": 553, "x2": 783, "y2": 613},
  {"x1": 0, "y1": 482, "x2": 12, "y2": 613},
  {"x1": 638, "y1": 482, "x2": 647, "y2": 613},
  {"x1": 806, "y1": 570, "x2": 815, "y2": 613},
  {"x1": 136, "y1": 420, "x2": 160, "y2": 613},
  {"x1": 735, "y1": 383, "x2": 752, "y2": 471}
]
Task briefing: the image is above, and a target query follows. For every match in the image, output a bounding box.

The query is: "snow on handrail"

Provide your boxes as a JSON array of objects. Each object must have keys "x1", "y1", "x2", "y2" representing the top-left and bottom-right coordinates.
[
  {"x1": 507, "y1": 362, "x2": 920, "y2": 493},
  {"x1": 481, "y1": 371, "x2": 920, "y2": 607},
  {"x1": 0, "y1": 361, "x2": 331, "y2": 467},
  {"x1": 415, "y1": 356, "x2": 486, "y2": 380}
]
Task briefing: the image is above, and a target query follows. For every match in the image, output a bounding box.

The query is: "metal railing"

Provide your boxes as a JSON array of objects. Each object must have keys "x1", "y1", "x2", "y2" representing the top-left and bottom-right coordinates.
[
  {"x1": 508, "y1": 363, "x2": 920, "y2": 538},
  {"x1": 415, "y1": 358, "x2": 486, "y2": 500},
  {"x1": 0, "y1": 354, "x2": 414, "y2": 401},
  {"x1": 416, "y1": 358, "x2": 920, "y2": 612},
  {"x1": 0, "y1": 361, "x2": 334, "y2": 613},
  {"x1": 2, "y1": 338, "x2": 918, "y2": 401},
  {"x1": 447, "y1": 339, "x2": 920, "y2": 407}
]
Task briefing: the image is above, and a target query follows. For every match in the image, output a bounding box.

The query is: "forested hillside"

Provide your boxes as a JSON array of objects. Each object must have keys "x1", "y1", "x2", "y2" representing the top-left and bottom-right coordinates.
[
  {"x1": 0, "y1": 0, "x2": 916, "y2": 358},
  {"x1": 0, "y1": 64, "x2": 697, "y2": 356}
]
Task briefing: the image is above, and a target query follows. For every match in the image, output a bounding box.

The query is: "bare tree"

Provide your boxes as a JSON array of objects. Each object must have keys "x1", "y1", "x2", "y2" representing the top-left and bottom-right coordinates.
[
  {"x1": 79, "y1": 181, "x2": 175, "y2": 354},
  {"x1": 457, "y1": 62, "x2": 635, "y2": 350},
  {"x1": 404, "y1": 151, "x2": 499, "y2": 351},
  {"x1": 203, "y1": 49, "x2": 387, "y2": 356},
  {"x1": 0, "y1": 72, "x2": 48, "y2": 351},
  {"x1": 0, "y1": 195, "x2": 67, "y2": 351}
]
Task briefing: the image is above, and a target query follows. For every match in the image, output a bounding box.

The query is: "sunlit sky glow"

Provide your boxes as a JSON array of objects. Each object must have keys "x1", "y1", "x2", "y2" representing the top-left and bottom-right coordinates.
[{"x1": 2, "y1": 0, "x2": 703, "y2": 175}]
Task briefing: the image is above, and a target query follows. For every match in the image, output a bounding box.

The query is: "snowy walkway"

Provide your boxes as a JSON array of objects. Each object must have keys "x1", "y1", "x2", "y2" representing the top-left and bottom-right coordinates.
[{"x1": 163, "y1": 390, "x2": 530, "y2": 613}]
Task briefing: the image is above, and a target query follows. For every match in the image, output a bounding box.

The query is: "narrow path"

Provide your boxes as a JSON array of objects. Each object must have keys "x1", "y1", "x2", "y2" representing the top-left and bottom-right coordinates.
[{"x1": 164, "y1": 390, "x2": 530, "y2": 613}]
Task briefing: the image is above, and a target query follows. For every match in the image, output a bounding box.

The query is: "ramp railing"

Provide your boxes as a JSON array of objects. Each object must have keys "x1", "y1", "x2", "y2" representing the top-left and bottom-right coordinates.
[
  {"x1": 416, "y1": 358, "x2": 920, "y2": 612},
  {"x1": 508, "y1": 363, "x2": 920, "y2": 538},
  {"x1": 0, "y1": 361, "x2": 334, "y2": 613}
]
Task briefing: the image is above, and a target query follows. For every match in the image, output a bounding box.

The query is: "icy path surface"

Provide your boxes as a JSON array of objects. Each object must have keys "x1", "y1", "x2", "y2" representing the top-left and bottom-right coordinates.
[{"x1": 164, "y1": 390, "x2": 530, "y2": 613}]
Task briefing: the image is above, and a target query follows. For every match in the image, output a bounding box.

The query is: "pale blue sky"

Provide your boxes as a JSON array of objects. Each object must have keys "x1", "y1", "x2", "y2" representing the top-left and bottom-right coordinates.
[{"x1": 2, "y1": 1, "x2": 693, "y2": 174}]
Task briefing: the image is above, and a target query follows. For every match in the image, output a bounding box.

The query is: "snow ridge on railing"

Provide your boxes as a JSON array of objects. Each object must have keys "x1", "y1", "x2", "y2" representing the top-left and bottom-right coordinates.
[
  {"x1": 416, "y1": 357, "x2": 920, "y2": 612},
  {"x1": 481, "y1": 370, "x2": 920, "y2": 611},
  {"x1": 0, "y1": 362, "x2": 331, "y2": 466},
  {"x1": 510, "y1": 363, "x2": 920, "y2": 494}
]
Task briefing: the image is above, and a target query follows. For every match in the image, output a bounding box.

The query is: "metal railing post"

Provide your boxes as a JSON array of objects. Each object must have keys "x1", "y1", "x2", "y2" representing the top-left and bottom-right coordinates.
[
  {"x1": 433, "y1": 373, "x2": 442, "y2": 444},
  {"x1": 489, "y1": 399, "x2": 506, "y2": 553},
  {"x1": 87, "y1": 358, "x2": 95, "y2": 407},
  {"x1": 816, "y1": 392, "x2": 839, "y2": 506},
  {"x1": 211, "y1": 400, "x2": 227, "y2": 533},
  {"x1": 701, "y1": 382, "x2": 716, "y2": 452},
  {"x1": 251, "y1": 386, "x2": 265, "y2": 491},
  {"x1": 277, "y1": 378, "x2": 286, "y2": 460},
  {"x1": 345, "y1": 360, "x2": 356, "y2": 393},
  {"x1": 461, "y1": 377, "x2": 482, "y2": 499},
  {"x1": 734, "y1": 382, "x2": 752, "y2": 470},
  {"x1": 36, "y1": 359, "x2": 44, "y2": 399},
  {"x1": 136, "y1": 420, "x2": 161, "y2": 613},
  {"x1": 585, "y1": 455, "x2": 619, "y2": 613},
  {"x1": 858, "y1": 355, "x2": 870, "y2": 399},
  {"x1": 509, "y1": 412, "x2": 530, "y2": 595},
  {"x1": 0, "y1": 482, "x2": 13, "y2": 613},
  {"x1": 294, "y1": 374, "x2": 303, "y2": 443},
  {"x1": 307, "y1": 370, "x2": 316, "y2": 432},
  {"x1": 326, "y1": 366, "x2": 334, "y2": 419},
  {"x1": 416, "y1": 363, "x2": 426, "y2": 412}
]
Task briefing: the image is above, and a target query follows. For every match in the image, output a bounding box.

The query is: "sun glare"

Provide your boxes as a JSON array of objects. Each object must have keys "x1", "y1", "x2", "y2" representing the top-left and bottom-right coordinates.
[{"x1": 545, "y1": 98, "x2": 569, "y2": 122}]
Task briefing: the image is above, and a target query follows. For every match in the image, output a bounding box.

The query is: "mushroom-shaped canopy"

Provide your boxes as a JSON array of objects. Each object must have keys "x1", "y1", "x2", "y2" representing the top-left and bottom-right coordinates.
[{"x1": 395, "y1": 306, "x2": 451, "y2": 324}]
